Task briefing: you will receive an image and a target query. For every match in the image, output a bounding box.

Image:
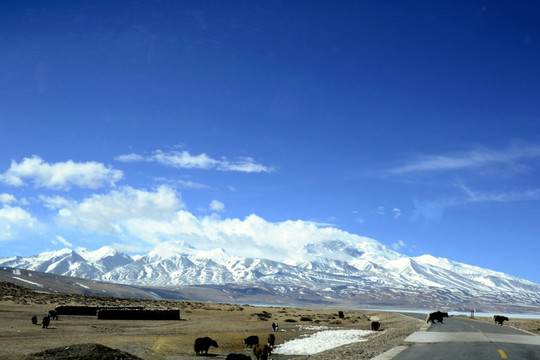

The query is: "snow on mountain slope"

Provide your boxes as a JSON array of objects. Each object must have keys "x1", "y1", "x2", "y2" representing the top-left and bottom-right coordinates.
[
  {"x1": 0, "y1": 249, "x2": 101, "y2": 279},
  {"x1": 414, "y1": 254, "x2": 540, "y2": 292},
  {"x1": 79, "y1": 246, "x2": 134, "y2": 273},
  {"x1": 2, "y1": 238, "x2": 540, "y2": 311}
]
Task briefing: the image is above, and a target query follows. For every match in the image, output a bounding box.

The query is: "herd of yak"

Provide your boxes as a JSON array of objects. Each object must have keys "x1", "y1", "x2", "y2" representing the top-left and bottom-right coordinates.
[
  {"x1": 194, "y1": 319, "x2": 382, "y2": 360},
  {"x1": 425, "y1": 311, "x2": 509, "y2": 326},
  {"x1": 192, "y1": 326, "x2": 278, "y2": 360},
  {"x1": 29, "y1": 308, "x2": 510, "y2": 359}
]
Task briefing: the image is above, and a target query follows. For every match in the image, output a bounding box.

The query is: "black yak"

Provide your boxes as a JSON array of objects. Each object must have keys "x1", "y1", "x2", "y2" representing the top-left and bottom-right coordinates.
[
  {"x1": 493, "y1": 315, "x2": 509, "y2": 325},
  {"x1": 426, "y1": 311, "x2": 449, "y2": 324},
  {"x1": 371, "y1": 321, "x2": 381, "y2": 331},
  {"x1": 253, "y1": 344, "x2": 271, "y2": 360},
  {"x1": 42, "y1": 316, "x2": 50, "y2": 329},
  {"x1": 31, "y1": 315, "x2": 37, "y2": 325},
  {"x1": 267, "y1": 333, "x2": 275, "y2": 347},
  {"x1": 244, "y1": 335, "x2": 259, "y2": 348},
  {"x1": 48, "y1": 310, "x2": 59, "y2": 320},
  {"x1": 194, "y1": 337, "x2": 218, "y2": 356},
  {"x1": 271, "y1": 322, "x2": 278, "y2": 332}
]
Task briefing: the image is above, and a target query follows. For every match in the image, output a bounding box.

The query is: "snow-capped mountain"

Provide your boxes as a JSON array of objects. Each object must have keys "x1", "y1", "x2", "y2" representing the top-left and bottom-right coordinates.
[
  {"x1": 0, "y1": 248, "x2": 102, "y2": 279},
  {"x1": 78, "y1": 246, "x2": 134, "y2": 274},
  {"x1": 2, "y1": 238, "x2": 540, "y2": 312}
]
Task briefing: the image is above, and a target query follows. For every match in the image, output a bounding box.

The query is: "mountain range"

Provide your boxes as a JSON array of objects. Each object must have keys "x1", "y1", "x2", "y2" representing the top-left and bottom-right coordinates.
[{"x1": 2, "y1": 238, "x2": 540, "y2": 313}]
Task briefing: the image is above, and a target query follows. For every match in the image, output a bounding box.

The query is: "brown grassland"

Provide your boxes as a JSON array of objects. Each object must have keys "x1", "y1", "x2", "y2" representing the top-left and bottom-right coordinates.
[
  {"x1": 0, "y1": 281, "x2": 418, "y2": 359},
  {"x1": 1, "y1": 281, "x2": 539, "y2": 359}
]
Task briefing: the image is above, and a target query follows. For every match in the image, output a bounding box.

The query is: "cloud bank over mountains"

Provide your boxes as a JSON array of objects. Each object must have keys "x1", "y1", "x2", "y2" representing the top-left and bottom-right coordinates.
[
  {"x1": 0, "y1": 151, "x2": 340, "y2": 261},
  {"x1": 53, "y1": 184, "x2": 362, "y2": 262}
]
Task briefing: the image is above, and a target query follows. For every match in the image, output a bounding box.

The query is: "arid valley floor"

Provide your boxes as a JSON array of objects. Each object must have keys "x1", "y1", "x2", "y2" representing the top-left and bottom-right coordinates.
[{"x1": 1, "y1": 281, "x2": 539, "y2": 360}]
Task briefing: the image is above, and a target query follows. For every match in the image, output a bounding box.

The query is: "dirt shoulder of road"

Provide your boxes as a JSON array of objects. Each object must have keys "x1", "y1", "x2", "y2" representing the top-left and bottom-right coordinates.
[{"x1": 468, "y1": 315, "x2": 540, "y2": 336}]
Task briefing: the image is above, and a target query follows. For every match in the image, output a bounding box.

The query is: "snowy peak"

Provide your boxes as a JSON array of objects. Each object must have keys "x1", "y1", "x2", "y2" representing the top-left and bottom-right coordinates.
[
  {"x1": 147, "y1": 240, "x2": 195, "y2": 260},
  {"x1": 287, "y1": 238, "x2": 401, "y2": 266},
  {"x1": 78, "y1": 246, "x2": 134, "y2": 273},
  {"x1": 79, "y1": 246, "x2": 120, "y2": 262}
]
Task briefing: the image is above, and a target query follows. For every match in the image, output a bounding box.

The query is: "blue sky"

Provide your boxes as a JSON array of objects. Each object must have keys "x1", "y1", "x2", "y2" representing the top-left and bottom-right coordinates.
[{"x1": 1, "y1": 1, "x2": 540, "y2": 283}]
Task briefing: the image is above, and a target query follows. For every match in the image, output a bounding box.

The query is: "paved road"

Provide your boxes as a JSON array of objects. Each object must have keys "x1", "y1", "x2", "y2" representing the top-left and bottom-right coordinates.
[{"x1": 392, "y1": 313, "x2": 540, "y2": 359}]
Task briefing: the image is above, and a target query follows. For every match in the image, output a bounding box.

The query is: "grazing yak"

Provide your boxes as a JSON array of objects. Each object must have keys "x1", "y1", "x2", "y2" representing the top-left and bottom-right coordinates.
[
  {"x1": 253, "y1": 344, "x2": 271, "y2": 360},
  {"x1": 426, "y1": 311, "x2": 449, "y2": 324},
  {"x1": 226, "y1": 354, "x2": 252, "y2": 360},
  {"x1": 493, "y1": 315, "x2": 509, "y2": 325},
  {"x1": 272, "y1": 322, "x2": 279, "y2": 332},
  {"x1": 244, "y1": 335, "x2": 259, "y2": 348},
  {"x1": 42, "y1": 315, "x2": 50, "y2": 329},
  {"x1": 267, "y1": 333, "x2": 276, "y2": 347},
  {"x1": 371, "y1": 321, "x2": 381, "y2": 331},
  {"x1": 338, "y1": 311, "x2": 345, "y2": 319},
  {"x1": 48, "y1": 310, "x2": 59, "y2": 320},
  {"x1": 31, "y1": 315, "x2": 38, "y2": 325},
  {"x1": 194, "y1": 337, "x2": 218, "y2": 356}
]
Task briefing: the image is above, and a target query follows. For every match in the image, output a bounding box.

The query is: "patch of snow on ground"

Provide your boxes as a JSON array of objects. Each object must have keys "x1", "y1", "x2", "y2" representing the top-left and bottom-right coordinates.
[
  {"x1": 274, "y1": 329, "x2": 374, "y2": 355},
  {"x1": 12, "y1": 277, "x2": 44, "y2": 288},
  {"x1": 76, "y1": 282, "x2": 90, "y2": 289},
  {"x1": 298, "y1": 325, "x2": 330, "y2": 330}
]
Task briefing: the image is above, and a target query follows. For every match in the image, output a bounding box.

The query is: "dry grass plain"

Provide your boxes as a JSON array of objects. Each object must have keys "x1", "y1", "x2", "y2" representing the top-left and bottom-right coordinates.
[
  {"x1": 2, "y1": 281, "x2": 539, "y2": 359},
  {"x1": 0, "y1": 281, "x2": 419, "y2": 359}
]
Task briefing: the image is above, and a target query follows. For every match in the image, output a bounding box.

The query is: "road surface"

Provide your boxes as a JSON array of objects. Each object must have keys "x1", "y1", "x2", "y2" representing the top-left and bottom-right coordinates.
[{"x1": 391, "y1": 313, "x2": 540, "y2": 359}]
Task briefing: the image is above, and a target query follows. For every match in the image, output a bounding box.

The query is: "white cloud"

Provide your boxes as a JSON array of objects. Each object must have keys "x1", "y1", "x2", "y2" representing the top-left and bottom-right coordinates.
[
  {"x1": 52, "y1": 185, "x2": 374, "y2": 260},
  {"x1": 391, "y1": 239, "x2": 406, "y2": 251},
  {"x1": 0, "y1": 203, "x2": 36, "y2": 241},
  {"x1": 392, "y1": 208, "x2": 402, "y2": 219},
  {"x1": 390, "y1": 144, "x2": 540, "y2": 175},
  {"x1": 57, "y1": 185, "x2": 184, "y2": 234},
  {"x1": 219, "y1": 156, "x2": 273, "y2": 173},
  {"x1": 209, "y1": 200, "x2": 225, "y2": 212},
  {"x1": 110, "y1": 242, "x2": 146, "y2": 253},
  {"x1": 176, "y1": 179, "x2": 210, "y2": 189},
  {"x1": 114, "y1": 153, "x2": 146, "y2": 162},
  {"x1": 40, "y1": 195, "x2": 75, "y2": 210},
  {"x1": 0, "y1": 193, "x2": 17, "y2": 204},
  {"x1": 455, "y1": 182, "x2": 540, "y2": 203},
  {"x1": 138, "y1": 214, "x2": 365, "y2": 260},
  {"x1": 0, "y1": 205, "x2": 35, "y2": 227},
  {"x1": 1, "y1": 156, "x2": 124, "y2": 190},
  {"x1": 42, "y1": 181, "x2": 387, "y2": 260},
  {"x1": 116, "y1": 149, "x2": 274, "y2": 173},
  {"x1": 153, "y1": 150, "x2": 218, "y2": 169},
  {"x1": 53, "y1": 235, "x2": 73, "y2": 247}
]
